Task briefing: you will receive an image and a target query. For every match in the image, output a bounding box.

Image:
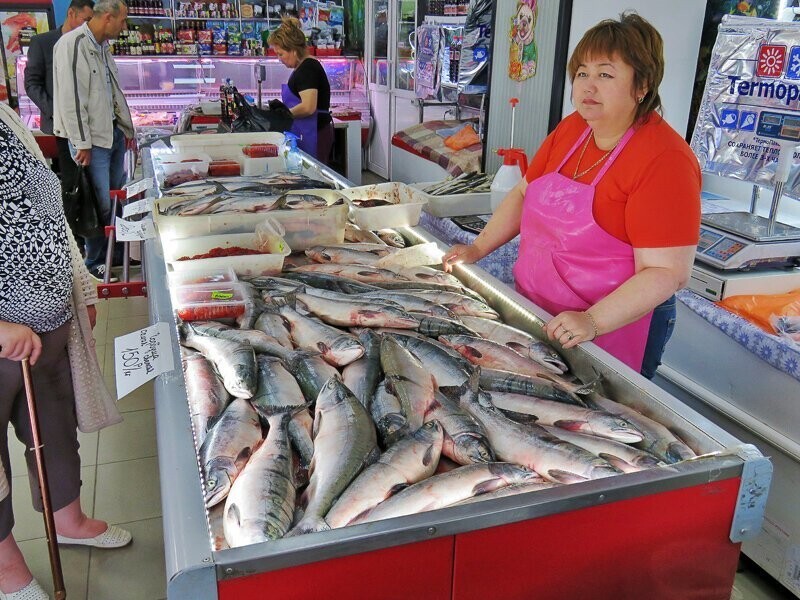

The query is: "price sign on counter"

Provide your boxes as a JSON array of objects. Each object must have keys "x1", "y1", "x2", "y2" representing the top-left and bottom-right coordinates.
[
  {"x1": 116, "y1": 217, "x2": 156, "y2": 241},
  {"x1": 114, "y1": 322, "x2": 175, "y2": 399},
  {"x1": 122, "y1": 198, "x2": 154, "y2": 218},
  {"x1": 124, "y1": 177, "x2": 154, "y2": 198}
]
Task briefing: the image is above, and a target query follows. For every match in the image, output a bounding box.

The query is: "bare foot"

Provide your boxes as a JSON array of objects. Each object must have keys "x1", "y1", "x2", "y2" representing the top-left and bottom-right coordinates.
[
  {"x1": 0, "y1": 534, "x2": 34, "y2": 595},
  {"x1": 53, "y1": 497, "x2": 108, "y2": 539}
]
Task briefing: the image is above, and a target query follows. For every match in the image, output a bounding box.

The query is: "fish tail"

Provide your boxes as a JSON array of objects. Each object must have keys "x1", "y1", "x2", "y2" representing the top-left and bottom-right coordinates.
[{"x1": 285, "y1": 516, "x2": 331, "y2": 537}]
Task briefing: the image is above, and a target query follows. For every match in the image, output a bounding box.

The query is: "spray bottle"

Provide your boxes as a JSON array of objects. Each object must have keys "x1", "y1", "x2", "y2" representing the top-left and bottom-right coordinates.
[
  {"x1": 490, "y1": 98, "x2": 529, "y2": 212},
  {"x1": 283, "y1": 132, "x2": 303, "y2": 174}
]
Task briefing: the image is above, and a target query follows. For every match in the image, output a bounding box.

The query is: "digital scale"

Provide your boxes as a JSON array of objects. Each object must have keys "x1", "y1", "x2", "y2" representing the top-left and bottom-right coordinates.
[{"x1": 689, "y1": 110, "x2": 800, "y2": 300}]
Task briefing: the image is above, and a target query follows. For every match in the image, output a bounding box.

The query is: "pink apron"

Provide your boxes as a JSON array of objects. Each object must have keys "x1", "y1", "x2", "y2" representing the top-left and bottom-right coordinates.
[{"x1": 512, "y1": 126, "x2": 653, "y2": 372}]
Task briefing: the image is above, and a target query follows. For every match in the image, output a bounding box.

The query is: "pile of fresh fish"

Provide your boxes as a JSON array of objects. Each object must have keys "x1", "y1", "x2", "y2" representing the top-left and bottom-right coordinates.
[
  {"x1": 176, "y1": 241, "x2": 697, "y2": 551},
  {"x1": 421, "y1": 172, "x2": 493, "y2": 196},
  {"x1": 159, "y1": 175, "x2": 337, "y2": 216}
]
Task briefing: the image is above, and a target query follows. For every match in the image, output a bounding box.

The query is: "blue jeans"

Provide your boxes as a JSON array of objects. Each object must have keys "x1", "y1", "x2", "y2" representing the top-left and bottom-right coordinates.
[
  {"x1": 73, "y1": 127, "x2": 127, "y2": 269},
  {"x1": 640, "y1": 295, "x2": 677, "y2": 379}
]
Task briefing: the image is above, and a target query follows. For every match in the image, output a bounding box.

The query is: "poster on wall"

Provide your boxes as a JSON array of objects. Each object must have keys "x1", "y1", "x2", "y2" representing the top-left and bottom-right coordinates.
[
  {"x1": 415, "y1": 24, "x2": 441, "y2": 99},
  {"x1": 509, "y1": 0, "x2": 537, "y2": 82},
  {"x1": 0, "y1": 8, "x2": 52, "y2": 105},
  {"x1": 691, "y1": 16, "x2": 800, "y2": 199}
]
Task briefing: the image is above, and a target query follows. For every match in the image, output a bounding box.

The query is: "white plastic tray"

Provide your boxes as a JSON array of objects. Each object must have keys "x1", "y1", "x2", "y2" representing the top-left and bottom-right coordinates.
[
  {"x1": 339, "y1": 182, "x2": 428, "y2": 229},
  {"x1": 411, "y1": 181, "x2": 492, "y2": 218},
  {"x1": 171, "y1": 132, "x2": 285, "y2": 165},
  {"x1": 162, "y1": 232, "x2": 290, "y2": 277}
]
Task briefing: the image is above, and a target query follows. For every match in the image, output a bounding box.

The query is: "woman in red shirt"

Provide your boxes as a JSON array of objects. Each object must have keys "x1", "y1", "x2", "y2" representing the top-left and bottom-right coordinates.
[{"x1": 443, "y1": 13, "x2": 701, "y2": 378}]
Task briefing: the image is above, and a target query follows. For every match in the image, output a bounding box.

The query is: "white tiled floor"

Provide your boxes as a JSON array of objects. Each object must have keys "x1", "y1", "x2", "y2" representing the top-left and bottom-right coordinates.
[{"x1": 5, "y1": 294, "x2": 796, "y2": 599}]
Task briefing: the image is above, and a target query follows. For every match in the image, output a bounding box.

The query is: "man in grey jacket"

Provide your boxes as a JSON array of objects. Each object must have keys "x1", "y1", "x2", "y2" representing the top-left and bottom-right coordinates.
[
  {"x1": 53, "y1": 0, "x2": 133, "y2": 281},
  {"x1": 24, "y1": 0, "x2": 94, "y2": 234}
]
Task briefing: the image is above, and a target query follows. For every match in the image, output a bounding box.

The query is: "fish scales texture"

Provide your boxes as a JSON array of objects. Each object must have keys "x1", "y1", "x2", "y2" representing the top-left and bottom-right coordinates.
[
  {"x1": 415, "y1": 316, "x2": 479, "y2": 338},
  {"x1": 479, "y1": 368, "x2": 587, "y2": 407},
  {"x1": 200, "y1": 398, "x2": 263, "y2": 508},
  {"x1": 542, "y1": 426, "x2": 661, "y2": 474},
  {"x1": 251, "y1": 356, "x2": 314, "y2": 467},
  {"x1": 180, "y1": 323, "x2": 258, "y2": 399},
  {"x1": 305, "y1": 246, "x2": 388, "y2": 266},
  {"x1": 371, "y1": 379, "x2": 410, "y2": 448},
  {"x1": 380, "y1": 336, "x2": 437, "y2": 432},
  {"x1": 182, "y1": 350, "x2": 231, "y2": 447},
  {"x1": 188, "y1": 320, "x2": 288, "y2": 357},
  {"x1": 351, "y1": 462, "x2": 537, "y2": 524},
  {"x1": 383, "y1": 332, "x2": 472, "y2": 388},
  {"x1": 223, "y1": 412, "x2": 297, "y2": 547},
  {"x1": 295, "y1": 293, "x2": 419, "y2": 329},
  {"x1": 342, "y1": 330, "x2": 382, "y2": 408},
  {"x1": 453, "y1": 480, "x2": 557, "y2": 506},
  {"x1": 281, "y1": 350, "x2": 341, "y2": 404},
  {"x1": 589, "y1": 396, "x2": 697, "y2": 464},
  {"x1": 425, "y1": 391, "x2": 494, "y2": 465},
  {"x1": 439, "y1": 334, "x2": 564, "y2": 381},
  {"x1": 486, "y1": 391, "x2": 644, "y2": 443},
  {"x1": 278, "y1": 304, "x2": 365, "y2": 367},
  {"x1": 358, "y1": 291, "x2": 458, "y2": 318},
  {"x1": 459, "y1": 316, "x2": 567, "y2": 374},
  {"x1": 409, "y1": 290, "x2": 499, "y2": 320},
  {"x1": 290, "y1": 378, "x2": 379, "y2": 535},
  {"x1": 290, "y1": 263, "x2": 411, "y2": 284},
  {"x1": 254, "y1": 308, "x2": 294, "y2": 349},
  {"x1": 325, "y1": 421, "x2": 444, "y2": 529},
  {"x1": 282, "y1": 271, "x2": 383, "y2": 294},
  {"x1": 455, "y1": 376, "x2": 620, "y2": 483}
]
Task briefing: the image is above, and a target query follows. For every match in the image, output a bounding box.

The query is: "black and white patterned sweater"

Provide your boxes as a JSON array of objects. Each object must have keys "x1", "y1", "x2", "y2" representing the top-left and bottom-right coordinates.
[{"x1": 0, "y1": 119, "x2": 72, "y2": 333}]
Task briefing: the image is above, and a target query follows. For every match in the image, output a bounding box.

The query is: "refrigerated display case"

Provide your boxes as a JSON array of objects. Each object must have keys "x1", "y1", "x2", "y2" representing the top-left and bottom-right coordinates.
[
  {"x1": 0, "y1": 2, "x2": 54, "y2": 105},
  {"x1": 15, "y1": 54, "x2": 368, "y2": 131},
  {"x1": 139, "y1": 146, "x2": 771, "y2": 599}
]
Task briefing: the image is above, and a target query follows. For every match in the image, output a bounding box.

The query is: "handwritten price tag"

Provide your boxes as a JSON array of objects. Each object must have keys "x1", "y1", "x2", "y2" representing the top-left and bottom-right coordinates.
[
  {"x1": 122, "y1": 198, "x2": 154, "y2": 218},
  {"x1": 116, "y1": 217, "x2": 156, "y2": 241},
  {"x1": 124, "y1": 177, "x2": 155, "y2": 198},
  {"x1": 114, "y1": 322, "x2": 175, "y2": 399}
]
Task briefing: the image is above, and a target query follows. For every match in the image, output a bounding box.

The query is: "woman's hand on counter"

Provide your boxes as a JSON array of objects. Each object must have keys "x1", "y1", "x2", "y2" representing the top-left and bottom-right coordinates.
[
  {"x1": 0, "y1": 321, "x2": 42, "y2": 365},
  {"x1": 545, "y1": 311, "x2": 599, "y2": 350},
  {"x1": 442, "y1": 244, "x2": 483, "y2": 272}
]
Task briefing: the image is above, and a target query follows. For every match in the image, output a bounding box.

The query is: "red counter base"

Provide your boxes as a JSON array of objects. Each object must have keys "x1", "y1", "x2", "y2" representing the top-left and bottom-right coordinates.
[{"x1": 218, "y1": 478, "x2": 742, "y2": 600}]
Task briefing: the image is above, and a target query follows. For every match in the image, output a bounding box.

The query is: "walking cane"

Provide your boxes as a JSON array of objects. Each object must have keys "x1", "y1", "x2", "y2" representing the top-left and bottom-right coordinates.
[{"x1": 20, "y1": 358, "x2": 67, "y2": 600}]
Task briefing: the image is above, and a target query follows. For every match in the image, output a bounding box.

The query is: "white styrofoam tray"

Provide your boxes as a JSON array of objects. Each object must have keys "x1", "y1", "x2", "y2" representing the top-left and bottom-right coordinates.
[
  {"x1": 411, "y1": 181, "x2": 492, "y2": 218},
  {"x1": 339, "y1": 182, "x2": 428, "y2": 230},
  {"x1": 170, "y1": 132, "x2": 285, "y2": 163},
  {"x1": 162, "y1": 232, "x2": 290, "y2": 277}
]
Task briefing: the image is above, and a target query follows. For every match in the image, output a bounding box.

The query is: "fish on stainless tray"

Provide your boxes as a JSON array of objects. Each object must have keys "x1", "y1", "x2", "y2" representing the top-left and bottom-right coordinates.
[
  {"x1": 278, "y1": 303, "x2": 365, "y2": 367},
  {"x1": 288, "y1": 263, "x2": 412, "y2": 284},
  {"x1": 358, "y1": 290, "x2": 457, "y2": 319},
  {"x1": 253, "y1": 305, "x2": 294, "y2": 349},
  {"x1": 325, "y1": 421, "x2": 444, "y2": 529},
  {"x1": 409, "y1": 290, "x2": 499, "y2": 320},
  {"x1": 294, "y1": 292, "x2": 419, "y2": 329},
  {"x1": 281, "y1": 271, "x2": 383, "y2": 294},
  {"x1": 414, "y1": 315, "x2": 479, "y2": 338},
  {"x1": 305, "y1": 245, "x2": 389, "y2": 266},
  {"x1": 280, "y1": 350, "x2": 340, "y2": 404},
  {"x1": 179, "y1": 322, "x2": 258, "y2": 399},
  {"x1": 342, "y1": 329, "x2": 383, "y2": 409},
  {"x1": 223, "y1": 409, "x2": 299, "y2": 547},
  {"x1": 371, "y1": 379, "x2": 411, "y2": 448},
  {"x1": 199, "y1": 398, "x2": 263, "y2": 508},
  {"x1": 350, "y1": 462, "x2": 537, "y2": 525},
  {"x1": 479, "y1": 367, "x2": 594, "y2": 407},
  {"x1": 378, "y1": 331, "x2": 473, "y2": 388},
  {"x1": 380, "y1": 336, "x2": 437, "y2": 432},
  {"x1": 376, "y1": 229, "x2": 406, "y2": 248},
  {"x1": 289, "y1": 377, "x2": 379, "y2": 535},
  {"x1": 186, "y1": 320, "x2": 287, "y2": 358},
  {"x1": 182, "y1": 349, "x2": 231, "y2": 447},
  {"x1": 541, "y1": 426, "x2": 662, "y2": 474},
  {"x1": 425, "y1": 390, "x2": 494, "y2": 465}
]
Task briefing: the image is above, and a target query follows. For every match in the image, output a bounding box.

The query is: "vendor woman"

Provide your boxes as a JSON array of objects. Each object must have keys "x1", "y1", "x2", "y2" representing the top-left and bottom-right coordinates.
[
  {"x1": 269, "y1": 17, "x2": 334, "y2": 162},
  {"x1": 443, "y1": 13, "x2": 701, "y2": 378}
]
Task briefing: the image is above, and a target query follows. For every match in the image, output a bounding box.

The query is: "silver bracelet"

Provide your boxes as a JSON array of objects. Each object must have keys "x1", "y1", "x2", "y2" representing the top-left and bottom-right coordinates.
[{"x1": 585, "y1": 310, "x2": 599, "y2": 340}]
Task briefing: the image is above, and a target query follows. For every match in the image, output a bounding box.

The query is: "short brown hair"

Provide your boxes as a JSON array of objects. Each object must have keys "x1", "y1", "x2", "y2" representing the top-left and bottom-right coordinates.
[
  {"x1": 268, "y1": 17, "x2": 307, "y2": 56},
  {"x1": 567, "y1": 12, "x2": 664, "y2": 123}
]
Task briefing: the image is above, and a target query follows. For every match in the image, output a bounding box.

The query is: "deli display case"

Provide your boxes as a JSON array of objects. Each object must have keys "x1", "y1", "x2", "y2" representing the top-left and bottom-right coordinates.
[
  {"x1": 138, "y1": 144, "x2": 773, "y2": 599},
  {"x1": 15, "y1": 54, "x2": 368, "y2": 132}
]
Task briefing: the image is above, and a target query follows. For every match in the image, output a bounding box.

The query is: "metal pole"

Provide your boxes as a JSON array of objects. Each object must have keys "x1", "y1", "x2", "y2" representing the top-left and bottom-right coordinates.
[
  {"x1": 20, "y1": 359, "x2": 67, "y2": 600},
  {"x1": 768, "y1": 181, "x2": 785, "y2": 235},
  {"x1": 749, "y1": 184, "x2": 760, "y2": 214}
]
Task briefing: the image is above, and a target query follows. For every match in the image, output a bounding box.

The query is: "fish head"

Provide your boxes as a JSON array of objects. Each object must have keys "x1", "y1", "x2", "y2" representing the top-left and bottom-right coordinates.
[
  {"x1": 330, "y1": 336, "x2": 366, "y2": 364},
  {"x1": 666, "y1": 442, "x2": 695, "y2": 464},
  {"x1": 414, "y1": 420, "x2": 445, "y2": 445},
  {"x1": 489, "y1": 462, "x2": 539, "y2": 484},
  {"x1": 605, "y1": 417, "x2": 644, "y2": 444},
  {"x1": 204, "y1": 458, "x2": 236, "y2": 507},
  {"x1": 458, "y1": 435, "x2": 495, "y2": 464}
]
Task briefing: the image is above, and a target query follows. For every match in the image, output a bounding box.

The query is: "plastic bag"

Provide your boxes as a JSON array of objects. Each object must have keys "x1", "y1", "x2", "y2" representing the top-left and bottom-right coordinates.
[
  {"x1": 64, "y1": 165, "x2": 104, "y2": 238},
  {"x1": 231, "y1": 93, "x2": 294, "y2": 133},
  {"x1": 444, "y1": 124, "x2": 480, "y2": 150},
  {"x1": 255, "y1": 217, "x2": 289, "y2": 255},
  {"x1": 770, "y1": 315, "x2": 800, "y2": 342},
  {"x1": 717, "y1": 289, "x2": 800, "y2": 334}
]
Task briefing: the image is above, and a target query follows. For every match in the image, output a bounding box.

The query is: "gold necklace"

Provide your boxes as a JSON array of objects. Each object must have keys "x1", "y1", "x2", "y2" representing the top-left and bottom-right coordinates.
[{"x1": 572, "y1": 133, "x2": 619, "y2": 180}]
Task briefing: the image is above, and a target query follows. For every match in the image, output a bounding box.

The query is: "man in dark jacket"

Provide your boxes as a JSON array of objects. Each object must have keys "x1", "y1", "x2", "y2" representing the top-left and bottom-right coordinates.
[{"x1": 23, "y1": 0, "x2": 93, "y2": 209}]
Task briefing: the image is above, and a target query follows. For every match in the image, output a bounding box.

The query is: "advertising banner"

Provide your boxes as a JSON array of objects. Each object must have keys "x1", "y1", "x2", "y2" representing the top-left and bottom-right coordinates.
[{"x1": 691, "y1": 15, "x2": 800, "y2": 199}]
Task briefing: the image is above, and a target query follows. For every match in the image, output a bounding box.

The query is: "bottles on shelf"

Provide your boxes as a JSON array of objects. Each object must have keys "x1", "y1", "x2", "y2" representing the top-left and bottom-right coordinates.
[
  {"x1": 127, "y1": 0, "x2": 168, "y2": 17},
  {"x1": 428, "y1": 0, "x2": 468, "y2": 17},
  {"x1": 112, "y1": 25, "x2": 175, "y2": 55},
  {"x1": 174, "y1": 1, "x2": 238, "y2": 19}
]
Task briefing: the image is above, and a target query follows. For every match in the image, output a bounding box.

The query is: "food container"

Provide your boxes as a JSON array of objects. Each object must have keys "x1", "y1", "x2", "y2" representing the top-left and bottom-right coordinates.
[
  {"x1": 153, "y1": 196, "x2": 348, "y2": 251},
  {"x1": 154, "y1": 151, "x2": 212, "y2": 185},
  {"x1": 241, "y1": 156, "x2": 269, "y2": 176},
  {"x1": 163, "y1": 232, "x2": 290, "y2": 276},
  {"x1": 172, "y1": 282, "x2": 247, "y2": 322},
  {"x1": 242, "y1": 143, "x2": 279, "y2": 158},
  {"x1": 171, "y1": 132, "x2": 285, "y2": 165},
  {"x1": 167, "y1": 266, "x2": 237, "y2": 288},
  {"x1": 199, "y1": 100, "x2": 222, "y2": 115},
  {"x1": 410, "y1": 181, "x2": 492, "y2": 218},
  {"x1": 209, "y1": 160, "x2": 242, "y2": 177},
  {"x1": 340, "y1": 182, "x2": 428, "y2": 229}
]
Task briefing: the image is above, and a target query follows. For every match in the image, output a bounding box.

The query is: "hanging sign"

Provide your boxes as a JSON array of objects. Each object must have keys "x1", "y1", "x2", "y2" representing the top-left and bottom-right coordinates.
[
  {"x1": 415, "y1": 25, "x2": 442, "y2": 99},
  {"x1": 114, "y1": 322, "x2": 175, "y2": 399},
  {"x1": 691, "y1": 15, "x2": 800, "y2": 199},
  {"x1": 509, "y1": 0, "x2": 537, "y2": 82},
  {"x1": 122, "y1": 198, "x2": 154, "y2": 218}
]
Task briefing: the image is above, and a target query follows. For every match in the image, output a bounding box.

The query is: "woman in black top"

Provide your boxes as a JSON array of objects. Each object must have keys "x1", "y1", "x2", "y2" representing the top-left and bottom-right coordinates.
[{"x1": 269, "y1": 17, "x2": 334, "y2": 162}]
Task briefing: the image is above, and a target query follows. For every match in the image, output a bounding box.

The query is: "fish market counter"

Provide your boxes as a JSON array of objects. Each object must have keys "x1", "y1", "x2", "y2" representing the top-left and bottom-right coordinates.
[
  {"x1": 140, "y1": 151, "x2": 771, "y2": 599},
  {"x1": 655, "y1": 291, "x2": 800, "y2": 597}
]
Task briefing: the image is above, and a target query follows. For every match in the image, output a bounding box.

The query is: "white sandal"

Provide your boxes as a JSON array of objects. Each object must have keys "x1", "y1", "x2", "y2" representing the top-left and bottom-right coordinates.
[
  {"x1": 56, "y1": 524, "x2": 132, "y2": 549},
  {"x1": 1, "y1": 578, "x2": 49, "y2": 600}
]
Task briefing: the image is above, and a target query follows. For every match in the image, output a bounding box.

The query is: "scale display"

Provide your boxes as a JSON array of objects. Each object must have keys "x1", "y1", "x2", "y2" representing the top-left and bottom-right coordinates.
[
  {"x1": 697, "y1": 228, "x2": 723, "y2": 252},
  {"x1": 704, "y1": 237, "x2": 747, "y2": 261},
  {"x1": 756, "y1": 111, "x2": 800, "y2": 142},
  {"x1": 695, "y1": 225, "x2": 800, "y2": 270}
]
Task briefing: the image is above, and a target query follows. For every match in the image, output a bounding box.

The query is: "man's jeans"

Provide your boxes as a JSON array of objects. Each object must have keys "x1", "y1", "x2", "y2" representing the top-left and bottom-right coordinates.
[{"x1": 72, "y1": 127, "x2": 127, "y2": 269}]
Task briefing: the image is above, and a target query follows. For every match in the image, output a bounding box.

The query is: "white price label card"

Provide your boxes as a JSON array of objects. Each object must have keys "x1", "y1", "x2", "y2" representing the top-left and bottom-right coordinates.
[
  {"x1": 116, "y1": 217, "x2": 156, "y2": 241},
  {"x1": 122, "y1": 198, "x2": 154, "y2": 218},
  {"x1": 114, "y1": 322, "x2": 175, "y2": 399},
  {"x1": 124, "y1": 177, "x2": 154, "y2": 198}
]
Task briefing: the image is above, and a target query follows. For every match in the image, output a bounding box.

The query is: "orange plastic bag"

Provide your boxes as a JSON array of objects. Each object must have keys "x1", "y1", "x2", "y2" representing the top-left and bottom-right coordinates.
[
  {"x1": 444, "y1": 125, "x2": 480, "y2": 151},
  {"x1": 717, "y1": 289, "x2": 800, "y2": 333}
]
